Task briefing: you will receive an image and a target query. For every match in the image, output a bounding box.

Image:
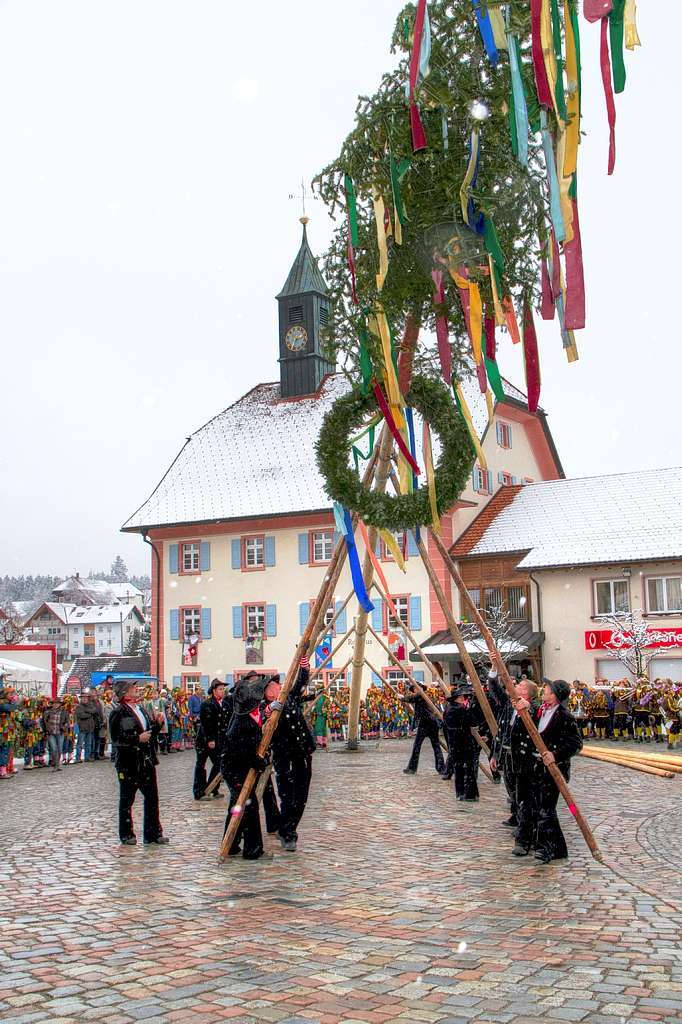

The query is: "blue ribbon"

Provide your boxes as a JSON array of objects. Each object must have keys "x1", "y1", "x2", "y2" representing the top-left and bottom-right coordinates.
[
  {"x1": 540, "y1": 110, "x2": 565, "y2": 242},
  {"x1": 405, "y1": 407, "x2": 419, "y2": 492},
  {"x1": 342, "y1": 508, "x2": 374, "y2": 614},
  {"x1": 507, "y1": 34, "x2": 529, "y2": 168},
  {"x1": 472, "y1": 1, "x2": 499, "y2": 68},
  {"x1": 333, "y1": 502, "x2": 348, "y2": 536},
  {"x1": 466, "y1": 130, "x2": 485, "y2": 235}
]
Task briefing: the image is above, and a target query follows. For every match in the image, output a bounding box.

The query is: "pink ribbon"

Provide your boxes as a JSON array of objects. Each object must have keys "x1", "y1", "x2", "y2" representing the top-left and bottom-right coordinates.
[
  {"x1": 431, "y1": 269, "x2": 452, "y2": 383},
  {"x1": 600, "y1": 17, "x2": 617, "y2": 175},
  {"x1": 408, "y1": 0, "x2": 428, "y2": 151},
  {"x1": 530, "y1": 0, "x2": 553, "y2": 108},
  {"x1": 540, "y1": 255, "x2": 555, "y2": 321},
  {"x1": 522, "y1": 302, "x2": 541, "y2": 413},
  {"x1": 584, "y1": 0, "x2": 613, "y2": 23},
  {"x1": 564, "y1": 199, "x2": 586, "y2": 329},
  {"x1": 484, "y1": 313, "x2": 496, "y2": 360}
]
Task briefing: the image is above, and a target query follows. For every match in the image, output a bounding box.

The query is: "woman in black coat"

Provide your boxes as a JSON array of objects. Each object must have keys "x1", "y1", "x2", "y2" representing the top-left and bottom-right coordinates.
[{"x1": 442, "y1": 686, "x2": 481, "y2": 801}]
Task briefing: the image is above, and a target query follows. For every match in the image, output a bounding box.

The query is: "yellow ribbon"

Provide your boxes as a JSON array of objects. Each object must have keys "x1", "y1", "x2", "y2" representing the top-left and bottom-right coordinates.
[
  {"x1": 358, "y1": 520, "x2": 391, "y2": 597},
  {"x1": 373, "y1": 193, "x2": 389, "y2": 292},
  {"x1": 488, "y1": 255, "x2": 506, "y2": 326},
  {"x1": 563, "y1": 0, "x2": 580, "y2": 179},
  {"x1": 485, "y1": 390, "x2": 494, "y2": 423},
  {"x1": 371, "y1": 307, "x2": 403, "y2": 416},
  {"x1": 624, "y1": 0, "x2": 641, "y2": 50},
  {"x1": 540, "y1": 0, "x2": 562, "y2": 126},
  {"x1": 454, "y1": 382, "x2": 487, "y2": 471},
  {"x1": 468, "y1": 281, "x2": 483, "y2": 365},
  {"x1": 422, "y1": 421, "x2": 441, "y2": 535},
  {"x1": 556, "y1": 131, "x2": 574, "y2": 244},
  {"x1": 488, "y1": 5, "x2": 508, "y2": 51},
  {"x1": 459, "y1": 126, "x2": 480, "y2": 227},
  {"x1": 379, "y1": 529, "x2": 407, "y2": 571}
]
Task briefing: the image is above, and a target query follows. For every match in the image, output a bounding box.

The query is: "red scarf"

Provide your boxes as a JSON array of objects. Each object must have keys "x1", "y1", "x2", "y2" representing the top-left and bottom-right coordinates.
[{"x1": 249, "y1": 708, "x2": 263, "y2": 727}]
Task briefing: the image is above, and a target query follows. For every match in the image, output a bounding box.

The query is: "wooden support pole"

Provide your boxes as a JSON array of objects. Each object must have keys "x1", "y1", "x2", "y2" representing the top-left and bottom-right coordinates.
[
  {"x1": 428, "y1": 528, "x2": 604, "y2": 863},
  {"x1": 308, "y1": 590, "x2": 355, "y2": 659},
  {"x1": 415, "y1": 535, "x2": 498, "y2": 739},
  {"x1": 371, "y1": 581, "x2": 449, "y2": 697},
  {"x1": 580, "y1": 749, "x2": 675, "y2": 778},
  {"x1": 308, "y1": 626, "x2": 356, "y2": 683}
]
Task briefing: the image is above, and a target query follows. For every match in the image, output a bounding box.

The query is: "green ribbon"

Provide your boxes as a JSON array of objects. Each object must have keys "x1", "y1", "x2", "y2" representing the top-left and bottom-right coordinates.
[
  {"x1": 609, "y1": 0, "x2": 626, "y2": 94},
  {"x1": 344, "y1": 173, "x2": 359, "y2": 247},
  {"x1": 484, "y1": 355, "x2": 505, "y2": 402},
  {"x1": 390, "y1": 157, "x2": 410, "y2": 225},
  {"x1": 352, "y1": 425, "x2": 376, "y2": 474},
  {"x1": 568, "y1": 0, "x2": 582, "y2": 117},
  {"x1": 550, "y1": 0, "x2": 568, "y2": 122},
  {"x1": 483, "y1": 216, "x2": 505, "y2": 280}
]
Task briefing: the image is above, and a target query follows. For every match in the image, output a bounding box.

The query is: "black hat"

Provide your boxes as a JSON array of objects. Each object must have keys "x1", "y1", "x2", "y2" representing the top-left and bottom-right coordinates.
[
  {"x1": 450, "y1": 684, "x2": 473, "y2": 700},
  {"x1": 233, "y1": 674, "x2": 267, "y2": 714},
  {"x1": 208, "y1": 678, "x2": 226, "y2": 693},
  {"x1": 548, "y1": 678, "x2": 571, "y2": 704}
]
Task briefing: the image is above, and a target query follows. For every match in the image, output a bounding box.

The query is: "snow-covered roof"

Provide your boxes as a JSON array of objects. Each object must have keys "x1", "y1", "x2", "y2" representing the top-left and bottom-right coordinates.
[
  {"x1": 53, "y1": 577, "x2": 118, "y2": 603},
  {"x1": 463, "y1": 467, "x2": 682, "y2": 570},
  {"x1": 122, "y1": 372, "x2": 531, "y2": 532},
  {"x1": 108, "y1": 582, "x2": 143, "y2": 600},
  {"x1": 67, "y1": 604, "x2": 143, "y2": 624}
]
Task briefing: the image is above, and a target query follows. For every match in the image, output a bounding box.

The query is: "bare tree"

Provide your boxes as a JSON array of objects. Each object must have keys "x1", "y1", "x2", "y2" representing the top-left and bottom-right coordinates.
[
  {"x1": 460, "y1": 604, "x2": 522, "y2": 669},
  {"x1": 599, "y1": 608, "x2": 675, "y2": 681},
  {"x1": 0, "y1": 605, "x2": 27, "y2": 644}
]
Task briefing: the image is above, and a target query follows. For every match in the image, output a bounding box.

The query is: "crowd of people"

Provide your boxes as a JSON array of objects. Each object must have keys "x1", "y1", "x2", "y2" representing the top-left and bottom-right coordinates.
[{"x1": 567, "y1": 679, "x2": 681, "y2": 744}]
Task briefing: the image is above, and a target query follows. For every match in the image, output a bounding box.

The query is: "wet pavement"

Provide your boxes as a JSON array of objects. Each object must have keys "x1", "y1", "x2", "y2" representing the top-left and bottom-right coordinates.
[{"x1": 1, "y1": 738, "x2": 681, "y2": 1024}]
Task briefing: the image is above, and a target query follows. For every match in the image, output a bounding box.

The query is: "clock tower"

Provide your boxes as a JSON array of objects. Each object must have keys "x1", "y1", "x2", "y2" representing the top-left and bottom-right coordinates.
[{"x1": 277, "y1": 218, "x2": 334, "y2": 399}]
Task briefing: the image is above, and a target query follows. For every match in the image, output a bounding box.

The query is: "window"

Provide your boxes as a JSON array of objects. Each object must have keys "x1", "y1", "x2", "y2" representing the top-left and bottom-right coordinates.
[
  {"x1": 182, "y1": 674, "x2": 202, "y2": 693},
  {"x1": 496, "y1": 421, "x2": 512, "y2": 449},
  {"x1": 385, "y1": 669, "x2": 410, "y2": 686},
  {"x1": 386, "y1": 596, "x2": 410, "y2": 630},
  {"x1": 98, "y1": 626, "x2": 104, "y2": 633},
  {"x1": 484, "y1": 587, "x2": 503, "y2": 617},
  {"x1": 310, "y1": 598, "x2": 336, "y2": 633},
  {"x1": 647, "y1": 576, "x2": 682, "y2": 614},
  {"x1": 126, "y1": 625, "x2": 131, "y2": 633},
  {"x1": 498, "y1": 471, "x2": 513, "y2": 486},
  {"x1": 288, "y1": 305, "x2": 304, "y2": 324},
  {"x1": 181, "y1": 606, "x2": 201, "y2": 639},
  {"x1": 245, "y1": 603, "x2": 266, "y2": 635},
  {"x1": 243, "y1": 535, "x2": 265, "y2": 569},
  {"x1": 311, "y1": 530, "x2": 333, "y2": 564},
  {"x1": 381, "y1": 530, "x2": 406, "y2": 561},
  {"x1": 84, "y1": 628, "x2": 95, "y2": 637},
  {"x1": 181, "y1": 542, "x2": 200, "y2": 573},
  {"x1": 324, "y1": 668, "x2": 347, "y2": 693},
  {"x1": 319, "y1": 304, "x2": 329, "y2": 326},
  {"x1": 473, "y1": 466, "x2": 492, "y2": 494},
  {"x1": 594, "y1": 579, "x2": 630, "y2": 616},
  {"x1": 507, "y1": 586, "x2": 528, "y2": 621},
  {"x1": 465, "y1": 588, "x2": 481, "y2": 615}
]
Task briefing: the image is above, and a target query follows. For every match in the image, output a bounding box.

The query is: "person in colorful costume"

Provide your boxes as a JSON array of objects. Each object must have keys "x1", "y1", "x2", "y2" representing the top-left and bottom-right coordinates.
[
  {"x1": 612, "y1": 684, "x2": 632, "y2": 740},
  {"x1": 62, "y1": 695, "x2": 77, "y2": 763},
  {"x1": 568, "y1": 681, "x2": 590, "y2": 739},
  {"x1": 659, "y1": 681, "x2": 681, "y2": 750},
  {"x1": 19, "y1": 697, "x2": 43, "y2": 769},
  {"x1": 589, "y1": 687, "x2": 610, "y2": 740},
  {"x1": 310, "y1": 686, "x2": 329, "y2": 748},
  {"x1": 632, "y1": 679, "x2": 654, "y2": 742},
  {"x1": 0, "y1": 687, "x2": 18, "y2": 778}
]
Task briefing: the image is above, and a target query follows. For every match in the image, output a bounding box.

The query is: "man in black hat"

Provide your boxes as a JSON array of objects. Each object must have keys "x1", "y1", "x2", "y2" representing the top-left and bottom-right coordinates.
[
  {"x1": 442, "y1": 685, "x2": 482, "y2": 801},
  {"x1": 400, "y1": 680, "x2": 445, "y2": 776},
  {"x1": 490, "y1": 677, "x2": 540, "y2": 828},
  {"x1": 263, "y1": 657, "x2": 315, "y2": 852},
  {"x1": 193, "y1": 678, "x2": 226, "y2": 801},
  {"x1": 221, "y1": 673, "x2": 271, "y2": 860},
  {"x1": 512, "y1": 678, "x2": 583, "y2": 863},
  {"x1": 109, "y1": 679, "x2": 169, "y2": 846}
]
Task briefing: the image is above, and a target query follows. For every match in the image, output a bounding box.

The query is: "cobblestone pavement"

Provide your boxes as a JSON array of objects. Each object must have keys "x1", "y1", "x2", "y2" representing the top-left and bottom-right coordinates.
[{"x1": 1, "y1": 739, "x2": 681, "y2": 1024}]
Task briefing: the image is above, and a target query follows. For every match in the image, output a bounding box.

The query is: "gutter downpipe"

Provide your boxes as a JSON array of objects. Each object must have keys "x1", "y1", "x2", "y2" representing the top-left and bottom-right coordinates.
[
  {"x1": 143, "y1": 530, "x2": 161, "y2": 683},
  {"x1": 529, "y1": 572, "x2": 543, "y2": 676}
]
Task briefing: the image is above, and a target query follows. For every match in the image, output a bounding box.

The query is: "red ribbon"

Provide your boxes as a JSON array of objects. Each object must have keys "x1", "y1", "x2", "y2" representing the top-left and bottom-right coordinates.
[
  {"x1": 522, "y1": 301, "x2": 541, "y2": 413},
  {"x1": 550, "y1": 230, "x2": 562, "y2": 299},
  {"x1": 372, "y1": 382, "x2": 421, "y2": 476},
  {"x1": 564, "y1": 199, "x2": 586, "y2": 329},
  {"x1": 484, "y1": 312, "x2": 496, "y2": 360},
  {"x1": 476, "y1": 361, "x2": 488, "y2": 395},
  {"x1": 530, "y1": 0, "x2": 553, "y2": 108},
  {"x1": 540, "y1": 254, "x2": 555, "y2": 321},
  {"x1": 408, "y1": 0, "x2": 428, "y2": 151},
  {"x1": 599, "y1": 16, "x2": 617, "y2": 175},
  {"x1": 431, "y1": 269, "x2": 452, "y2": 384},
  {"x1": 584, "y1": 0, "x2": 613, "y2": 22}
]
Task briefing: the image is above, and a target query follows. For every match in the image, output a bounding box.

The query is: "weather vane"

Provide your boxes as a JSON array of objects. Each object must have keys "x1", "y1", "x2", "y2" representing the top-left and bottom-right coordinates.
[{"x1": 288, "y1": 177, "x2": 315, "y2": 224}]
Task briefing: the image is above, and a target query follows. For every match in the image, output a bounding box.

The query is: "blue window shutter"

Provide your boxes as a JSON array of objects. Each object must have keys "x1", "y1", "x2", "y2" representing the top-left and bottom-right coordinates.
[
  {"x1": 264, "y1": 536, "x2": 276, "y2": 567},
  {"x1": 232, "y1": 607, "x2": 243, "y2": 638},
  {"x1": 335, "y1": 600, "x2": 347, "y2": 633},
  {"x1": 409, "y1": 595, "x2": 422, "y2": 631},
  {"x1": 413, "y1": 669, "x2": 425, "y2": 683},
  {"x1": 498, "y1": 471, "x2": 506, "y2": 484},
  {"x1": 169, "y1": 609, "x2": 180, "y2": 641},
  {"x1": 172, "y1": 674, "x2": 181, "y2": 687},
  {"x1": 200, "y1": 674, "x2": 209, "y2": 689},
  {"x1": 169, "y1": 544, "x2": 179, "y2": 574},
  {"x1": 201, "y1": 607, "x2": 212, "y2": 639},
  {"x1": 487, "y1": 470, "x2": 493, "y2": 492},
  {"x1": 265, "y1": 604, "x2": 277, "y2": 637},
  {"x1": 299, "y1": 602, "x2": 310, "y2": 636},
  {"x1": 371, "y1": 599, "x2": 383, "y2": 632},
  {"x1": 472, "y1": 468, "x2": 478, "y2": 491},
  {"x1": 225, "y1": 673, "x2": 234, "y2": 687},
  {"x1": 298, "y1": 533, "x2": 309, "y2": 564},
  {"x1": 200, "y1": 541, "x2": 210, "y2": 571},
  {"x1": 512, "y1": 475, "x2": 520, "y2": 485},
  {"x1": 231, "y1": 539, "x2": 241, "y2": 570},
  {"x1": 407, "y1": 531, "x2": 419, "y2": 558},
  {"x1": 508, "y1": 424, "x2": 513, "y2": 447},
  {"x1": 495, "y1": 421, "x2": 503, "y2": 445},
  {"x1": 371, "y1": 671, "x2": 382, "y2": 686}
]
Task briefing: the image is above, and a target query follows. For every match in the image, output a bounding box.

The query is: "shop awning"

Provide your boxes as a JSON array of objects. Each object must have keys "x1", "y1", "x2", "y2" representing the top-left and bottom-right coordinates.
[{"x1": 409, "y1": 622, "x2": 544, "y2": 662}]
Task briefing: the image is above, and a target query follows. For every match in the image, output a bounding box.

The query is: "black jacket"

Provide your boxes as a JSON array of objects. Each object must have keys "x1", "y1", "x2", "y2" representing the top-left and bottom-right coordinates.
[
  {"x1": 218, "y1": 692, "x2": 235, "y2": 750},
  {"x1": 535, "y1": 703, "x2": 583, "y2": 778},
  {"x1": 442, "y1": 700, "x2": 480, "y2": 759},
  {"x1": 109, "y1": 703, "x2": 160, "y2": 780},
  {"x1": 402, "y1": 691, "x2": 440, "y2": 731},
  {"x1": 271, "y1": 667, "x2": 316, "y2": 762},
  {"x1": 492, "y1": 699, "x2": 541, "y2": 772},
  {"x1": 221, "y1": 677, "x2": 268, "y2": 782},
  {"x1": 196, "y1": 696, "x2": 222, "y2": 749}
]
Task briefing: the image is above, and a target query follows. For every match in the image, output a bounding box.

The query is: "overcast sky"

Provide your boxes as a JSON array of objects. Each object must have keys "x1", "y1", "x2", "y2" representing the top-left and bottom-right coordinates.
[{"x1": 0, "y1": 1, "x2": 678, "y2": 578}]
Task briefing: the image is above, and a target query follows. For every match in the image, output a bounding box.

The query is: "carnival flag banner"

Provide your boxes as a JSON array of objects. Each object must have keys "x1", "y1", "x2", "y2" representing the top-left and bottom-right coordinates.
[{"x1": 315, "y1": 634, "x2": 333, "y2": 668}]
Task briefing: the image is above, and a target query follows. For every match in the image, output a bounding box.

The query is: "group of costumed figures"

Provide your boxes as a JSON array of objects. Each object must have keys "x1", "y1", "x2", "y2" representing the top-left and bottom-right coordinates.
[
  {"x1": 568, "y1": 679, "x2": 682, "y2": 745},
  {"x1": 0, "y1": 682, "x2": 198, "y2": 778}
]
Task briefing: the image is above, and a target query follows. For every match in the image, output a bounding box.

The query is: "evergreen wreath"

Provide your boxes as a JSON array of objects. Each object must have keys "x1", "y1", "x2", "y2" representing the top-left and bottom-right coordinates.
[{"x1": 316, "y1": 374, "x2": 474, "y2": 531}]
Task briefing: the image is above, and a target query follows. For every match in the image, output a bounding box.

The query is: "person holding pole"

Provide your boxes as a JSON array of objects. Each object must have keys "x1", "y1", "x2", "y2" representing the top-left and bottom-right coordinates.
[
  {"x1": 221, "y1": 673, "x2": 272, "y2": 860},
  {"x1": 490, "y1": 677, "x2": 540, "y2": 829},
  {"x1": 442, "y1": 685, "x2": 481, "y2": 801},
  {"x1": 512, "y1": 679, "x2": 583, "y2": 863},
  {"x1": 193, "y1": 679, "x2": 225, "y2": 801},
  {"x1": 400, "y1": 680, "x2": 445, "y2": 776}
]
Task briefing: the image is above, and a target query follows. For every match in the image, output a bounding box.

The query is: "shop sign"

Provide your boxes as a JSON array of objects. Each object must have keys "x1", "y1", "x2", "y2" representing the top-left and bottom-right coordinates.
[{"x1": 585, "y1": 627, "x2": 682, "y2": 652}]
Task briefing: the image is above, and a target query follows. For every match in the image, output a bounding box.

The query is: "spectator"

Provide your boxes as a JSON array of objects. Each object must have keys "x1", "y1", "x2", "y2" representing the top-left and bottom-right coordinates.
[
  {"x1": 42, "y1": 697, "x2": 69, "y2": 772},
  {"x1": 75, "y1": 691, "x2": 98, "y2": 762}
]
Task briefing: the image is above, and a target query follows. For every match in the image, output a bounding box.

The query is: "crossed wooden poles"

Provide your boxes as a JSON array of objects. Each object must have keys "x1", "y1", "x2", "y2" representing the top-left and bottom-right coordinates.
[{"x1": 218, "y1": 428, "x2": 602, "y2": 863}]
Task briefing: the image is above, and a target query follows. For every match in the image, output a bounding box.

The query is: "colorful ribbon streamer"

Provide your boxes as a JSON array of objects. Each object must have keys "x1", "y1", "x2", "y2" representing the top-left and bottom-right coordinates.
[
  {"x1": 405, "y1": 407, "x2": 419, "y2": 493},
  {"x1": 484, "y1": 352, "x2": 505, "y2": 403},
  {"x1": 472, "y1": 0, "x2": 499, "y2": 67},
  {"x1": 584, "y1": 0, "x2": 613, "y2": 23},
  {"x1": 624, "y1": 0, "x2": 641, "y2": 50},
  {"x1": 609, "y1": 0, "x2": 626, "y2": 93},
  {"x1": 342, "y1": 508, "x2": 374, "y2": 614},
  {"x1": 599, "y1": 15, "x2": 617, "y2": 174},
  {"x1": 563, "y1": 0, "x2": 581, "y2": 179},
  {"x1": 453, "y1": 379, "x2": 487, "y2": 470},
  {"x1": 379, "y1": 529, "x2": 406, "y2": 572},
  {"x1": 358, "y1": 519, "x2": 391, "y2": 598},
  {"x1": 522, "y1": 302, "x2": 541, "y2": 413},
  {"x1": 540, "y1": 110, "x2": 566, "y2": 242},
  {"x1": 460, "y1": 127, "x2": 484, "y2": 234},
  {"x1": 390, "y1": 157, "x2": 409, "y2": 246},
  {"x1": 507, "y1": 32, "x2": 529, "y2": 167},
  {"x1": 344, "y1": 174, "x2": 359, "y2": 305},
  {"x1": 408, "y1": 0, "x2": 428, "y2": 151},
  {"x1": 422, "y1": 420, "x2": 441, "y2": 534},
  {"x1": 564, "y1": 198, "x2": 585, "y2": 329},
  {"x1": 372, "y1": 382, "x2": 421, "y2": 477},
  {"x1": 373, "y1": 194, "x2": 389, "y2": 291},
  {"x1": 531, "y1": 0, "x2": 553, "y2": 108},
  {"x1": 333, "y1": 502, "x2": 348, "y2": 537},
  {"x1": 541, "y1": 252, "x2": 556, "y2": 320},
  {"x1": 431, "y1": 269, "x2": 452, "y2": 384},
  {"x1": 503, "y1": 296, "x2": 521, "y2": 345}
]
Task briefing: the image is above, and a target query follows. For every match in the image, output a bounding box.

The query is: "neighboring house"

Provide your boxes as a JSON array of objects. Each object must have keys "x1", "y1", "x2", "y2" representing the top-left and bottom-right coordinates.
[
  {"x1": 121, "y1": 223, "x2": 563, "y2": 693},
  {"x1": 62, "y1": 655, "x2": 152, "y2": 694},
  {"x1": 52, "y1": 574, "x2": 118, "y2": 607},
  {"x1": 107, "y1": 582, "x2": 145, "y2": 612},
  {"x1": 24, "y1": 602, "x2": 145, "y2": 658},
  {"x1": 445, "y1": 467, "x2": 682, "y2": 682}
]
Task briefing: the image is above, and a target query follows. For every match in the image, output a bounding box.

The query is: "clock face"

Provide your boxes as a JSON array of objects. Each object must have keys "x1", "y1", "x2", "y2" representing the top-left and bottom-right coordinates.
[{"x1": 285, "y1": 325, "x2": 308, "y2": 352}]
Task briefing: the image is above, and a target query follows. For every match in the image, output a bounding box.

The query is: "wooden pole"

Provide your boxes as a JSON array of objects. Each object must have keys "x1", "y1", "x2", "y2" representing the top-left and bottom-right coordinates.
[
  {"x1": 307, "y1": 590, "x2": 355, "y2": 659},
  {"x1": 428, "y1": 528, "x2": 604, "y2": 863},
  {"x1": 415, "y1": 535, "x2": 498, "y2": 739},
  {"x1": 308, "y1": 626, "x2": 356, "y2": 683},
  {"x1": 371, "y1": 581, "x2": 450, "y2": 697},
  {"x1": 347, "y1": 426, "x2": 395, "y2": 749},
  {"x1": 580, "y1": 749, "x2": 675, "y2": 778}
]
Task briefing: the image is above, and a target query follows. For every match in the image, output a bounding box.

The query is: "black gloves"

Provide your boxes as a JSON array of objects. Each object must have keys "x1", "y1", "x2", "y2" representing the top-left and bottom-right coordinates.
[{"x1": 251, "y1": 753, "x2": 268, "y2": 772}]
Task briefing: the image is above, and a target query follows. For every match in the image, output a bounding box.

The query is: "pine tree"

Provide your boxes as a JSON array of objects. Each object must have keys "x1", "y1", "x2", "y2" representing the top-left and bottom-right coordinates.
[
  {"x1": 125, "y1": 627, "x2": 142, "y2": 656},
  {"x1": 110, "y1": 556, "x2": 129, "y2": 583},
  {"x1": 139, "y1": 624, "x2": 152, "y2": 655}
]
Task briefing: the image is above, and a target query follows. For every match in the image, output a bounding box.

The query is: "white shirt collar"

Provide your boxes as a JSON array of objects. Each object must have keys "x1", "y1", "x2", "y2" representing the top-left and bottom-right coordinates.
[{"x1": 538, "y1": 703, "x2": 560, "y2": 732}]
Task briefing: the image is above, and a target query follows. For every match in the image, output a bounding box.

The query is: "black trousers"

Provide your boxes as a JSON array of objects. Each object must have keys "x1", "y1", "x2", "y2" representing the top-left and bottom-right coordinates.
[
  {"x1": 514, "y1": 769, "x2": 536, "y2": 850},
  {"x1": 407, "y1": 724, "x2": 445, "y2": 773},
  {"x1": 452, "y1": 756, "x2": 479, "y2": 800},
  {"x1": 274, "y1": 754, "x2": 312, "y2": 841},
  {"x1": 501, "y1": 751, "x2": 518, "y2": 821},
  {"x1": 223, "y1": 773, "x2": 263, "y2": 857},
  {"x1": 118, "y1": 769, "x2": 162, "y2": 841},
  {"x1": 193, "y1": 745, "x2": 221, "y2": 798},
  {"x1": 262, "y1": 776, "x2": 281, "y2": 833},
  {"x1": 515, "y1": 763, "x2": 569, "y2": 859}
]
